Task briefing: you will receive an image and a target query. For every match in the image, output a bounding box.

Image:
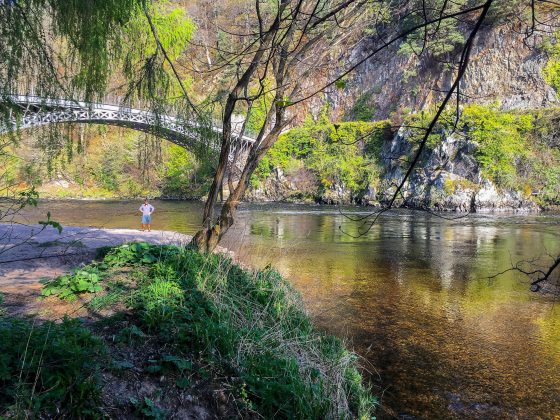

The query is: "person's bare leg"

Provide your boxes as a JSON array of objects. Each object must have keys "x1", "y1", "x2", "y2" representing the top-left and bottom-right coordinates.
[
  {"x1": 141, "y1": 223, "x2": 144, "y2": 231},
  {"x1": 147, "y1": 223, "x2": 151, "y2": 232}
]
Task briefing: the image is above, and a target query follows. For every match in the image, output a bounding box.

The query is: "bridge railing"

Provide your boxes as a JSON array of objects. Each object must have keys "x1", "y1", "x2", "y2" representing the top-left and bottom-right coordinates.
[
  {"x1": 3, "y1": 93, "x2": 258, "y2": 148},
  {"x1": 8, "y1": 79, "x2": 262, "y2": 139}
]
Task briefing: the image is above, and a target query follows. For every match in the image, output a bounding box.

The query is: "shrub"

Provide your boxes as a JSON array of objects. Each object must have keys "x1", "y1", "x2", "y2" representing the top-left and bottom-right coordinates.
[
  {"x1": 460, "y1": 104, "x2": 533, "y2": 189},
  {"x1": 543, "y1": 31, "x2": 560, "y2": 94},
  {"x1": 398, "y1": 0, "x2": 465, "y2": 59},
  {"x1": 252, "y1": 111, "x2": 392, "y2": 201},
  {"x1": 351, "y1": 94, "x2": 376, "y2": 121}
]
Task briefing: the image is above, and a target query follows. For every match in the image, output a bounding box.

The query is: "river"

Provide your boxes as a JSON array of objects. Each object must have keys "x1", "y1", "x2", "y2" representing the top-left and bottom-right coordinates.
[{"x1": 15, "y1": 199, "x2": 560, "y2": 418}]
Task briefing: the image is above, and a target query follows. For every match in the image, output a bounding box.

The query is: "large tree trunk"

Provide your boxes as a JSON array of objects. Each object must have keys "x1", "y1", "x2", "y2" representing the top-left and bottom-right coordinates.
[
  {"x1": 191, "y1": 4, "x2": 288, "y2": 253},
  {"x1": 192, "y1": 127, "x2": 281, "y2": 252}
]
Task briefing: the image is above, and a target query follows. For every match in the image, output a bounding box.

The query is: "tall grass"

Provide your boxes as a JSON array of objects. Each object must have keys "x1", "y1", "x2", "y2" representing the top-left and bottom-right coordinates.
[
  {"x1": 13, "y1": 242, "x2": 376, "y2": 418},
  {"x1": 0, "y1": 317, "x2": 105, "y2": 418},
  {"x1": 99, "y1": 242, "x2": 376, "y2": 418}
]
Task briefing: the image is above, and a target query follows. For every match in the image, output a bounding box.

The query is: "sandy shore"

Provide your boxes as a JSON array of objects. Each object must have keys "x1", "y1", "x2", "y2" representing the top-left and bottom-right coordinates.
[{"x1": 0, "y1": 223, "x2": 195, "y2": 316}]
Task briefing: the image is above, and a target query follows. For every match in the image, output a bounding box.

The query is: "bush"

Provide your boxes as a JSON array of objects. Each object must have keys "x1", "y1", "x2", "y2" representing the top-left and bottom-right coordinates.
[
  {"x1": 252, "y1": 111, "x2": 392, "y2": 201},
  {"x1": 0, "y1": 317, "x2": 105, "y2": 418},
  {"x1": 398, "y1": 0, "x2": 465, "y2": 59},
  {"x1": 461, "y1": 104, "x2": 533, "y2": 189},
  {"x1": 543, "y1": 31, "x2": 560, "y2": 94},
  {"x1": 351, "y1": 94, "x2": 376, "y2": 121}
]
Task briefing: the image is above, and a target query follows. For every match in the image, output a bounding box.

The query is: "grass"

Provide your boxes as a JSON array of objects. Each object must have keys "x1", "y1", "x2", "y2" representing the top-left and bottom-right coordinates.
[
  {"x1": 1, "y1": 242, "x2": 376, "y2": 419},
  {"x1": 0, "y1": 317, "x2": 106, "y2": 418}
]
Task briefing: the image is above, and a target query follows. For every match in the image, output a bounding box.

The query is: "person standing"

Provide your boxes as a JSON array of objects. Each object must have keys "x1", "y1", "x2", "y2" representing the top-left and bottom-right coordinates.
[{"x1": 139, "y1": 198, "x2": 155, "y2": 231}]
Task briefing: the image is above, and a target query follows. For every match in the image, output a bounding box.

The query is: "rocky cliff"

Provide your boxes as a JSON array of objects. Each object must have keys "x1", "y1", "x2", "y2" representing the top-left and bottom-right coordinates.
[
  {"x1": 246, "y1": 20, "x2": 560, "y2": 211},
  {"x1": 375, "y1": 129, "x2": 539, "y2": 212},
  {"x1": 326, "y1": 24, "x2": 558, "y2": 121},
  {"x1": 246, "y1": 126, "x2": 546, "y2": 212}
]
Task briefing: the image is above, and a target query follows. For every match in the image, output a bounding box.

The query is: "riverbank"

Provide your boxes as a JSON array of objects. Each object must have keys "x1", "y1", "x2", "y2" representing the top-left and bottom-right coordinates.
[
  {"x1": 0, "y1": 224, "x2": 375, "y2": 418},
  {"x1": 0, "y1": 224, "x2": 196, "y2": 316},
  {"x1": 24, "y1": 192, "x2": 553, "y2": 214}
]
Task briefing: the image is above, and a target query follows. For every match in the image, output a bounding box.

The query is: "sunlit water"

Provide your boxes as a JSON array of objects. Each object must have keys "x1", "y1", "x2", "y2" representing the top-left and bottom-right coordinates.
[{"x1": 14, "y1": 199, "x2": 560, "y2": 418}]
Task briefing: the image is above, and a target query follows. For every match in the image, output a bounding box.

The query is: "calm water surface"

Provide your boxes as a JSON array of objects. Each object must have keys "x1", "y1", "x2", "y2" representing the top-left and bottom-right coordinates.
[{"x1": 18, "y1": 200, "x2": 560, "y2": 418}]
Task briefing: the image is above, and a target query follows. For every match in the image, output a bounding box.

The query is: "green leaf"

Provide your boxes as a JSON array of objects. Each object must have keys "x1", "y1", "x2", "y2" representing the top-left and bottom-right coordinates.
[
  {"x1": 334, "y1": 78, "x2": 346, "y2": 89},
  {"x1": 176, "y1": 377, "x2": 190, "y2": 389},
  {"x1": 275, "y1": 99, "x2": 293, "y2": 108},
  {"x1": 38, "y1": 212, "x2": 63, "y2": 234},
  {"x1": 145, "y1": 364, "x2": 162, "y2": 374},
  {"x1": 142, "y1": 254, "x2": 157, "y2": 264}
]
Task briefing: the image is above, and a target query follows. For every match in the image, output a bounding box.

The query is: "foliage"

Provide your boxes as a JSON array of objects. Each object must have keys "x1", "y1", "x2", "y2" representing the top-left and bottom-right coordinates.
[
  {"x1": 402, "y1": 103, "x2": 535, "y2": 189},
  {"x1": 132, "y1": 279, "x2": 184, "y2": 328},
  {"x1": 401, "y1": 107, "x2": 451, "y2": 149},
  {"x1": 399, "y1": 104, "x2": 560, "y2": 204},
  {"x1": 543, "y1": 31, "x2": 560, "y2": 94},
  {"x1": 350, "y1": 94, "x2": 376, "y2": 121},
  {"x1": 1, "y1": 0, "x2": 202, "y2": 184},
  {"x1": 161, "y1": 144, "x2": 196, "y2": 193},
  {"x1": 245, "y1": 87, "x2": 275, "y2": 137},
  {"x1": 161, "y1": 143, "x2": 215, "y2": 198},
  {"x1": 522, "y1": 109, "x2": 560, "y2": 204},
  {"x1": 103, "y1": 241, "x2": 161, "y2": 266},
  {"x1": 398, "y1": 0, "x2": 466, "y2": 59},
  {"x1": 0, "y1": 317, "x2": 105, "y2": 418},
  {"x1": 127, "y1": 3, "x2": 194, "y2": 61},
  {"x1": 6, "y1": 126, "x2": 213, "y2": 199},
  {"x1": 460, "y1": 104, "x2": 533, "y2": 188},
  {"x1": 38, "y1": 211, "x2": 63, "y2": 234},
  {"x1": 41, "y1": 267, "x2": 103, "y2": 301},
  {"x1": 123, "y1": 2, "x2": 195, "y2": 99},
  {"x1": 54, "y1": 242, "x2": 377, "y2": 418},
  {"x1": 253, "y1": 111, "x2": 392, "y2": 201},
  {"x1": 0, "y1": 0, "x2": 144, "y2": 103},
  {"x1": 130, "y1": 397, "x2": 168, "y2": 419}
]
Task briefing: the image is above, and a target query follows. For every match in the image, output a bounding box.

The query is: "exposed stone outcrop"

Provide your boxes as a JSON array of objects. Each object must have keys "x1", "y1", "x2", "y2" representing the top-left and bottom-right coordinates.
[
  {"x1": 377, "y1": 129, "x2": 538, "y2": 212},
  {"x1": 246, "y1": 167, "x2": 318, "y2": 203},
  {"x1": 247, "y1": 22, "x2": 555, "y2": 211},
  {"x1": 324, "y1": 25, "x2": 557, "y2": 121}
]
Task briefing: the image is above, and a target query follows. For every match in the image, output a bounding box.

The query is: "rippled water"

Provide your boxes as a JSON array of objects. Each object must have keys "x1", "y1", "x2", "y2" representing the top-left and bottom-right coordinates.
[{"x1": 16, "y1": 200, "x2": 560, "y2": 418}]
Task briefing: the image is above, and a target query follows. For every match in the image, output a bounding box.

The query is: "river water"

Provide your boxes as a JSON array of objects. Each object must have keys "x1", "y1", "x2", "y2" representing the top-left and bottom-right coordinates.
[{"x1": 16, "y1": 200, "x2": 560, "y2": 418}]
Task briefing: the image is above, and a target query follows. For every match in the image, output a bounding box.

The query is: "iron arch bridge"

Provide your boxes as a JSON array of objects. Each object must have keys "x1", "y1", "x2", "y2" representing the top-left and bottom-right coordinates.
[{"x1": 1, "y1": 95, "x2": 256, "y2": 158}]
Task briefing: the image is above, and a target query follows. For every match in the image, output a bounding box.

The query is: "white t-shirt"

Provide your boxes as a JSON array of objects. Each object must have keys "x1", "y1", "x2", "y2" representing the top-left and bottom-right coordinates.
[{"x1": 139, "y1": 204, "x2": 154, "y2": 216}]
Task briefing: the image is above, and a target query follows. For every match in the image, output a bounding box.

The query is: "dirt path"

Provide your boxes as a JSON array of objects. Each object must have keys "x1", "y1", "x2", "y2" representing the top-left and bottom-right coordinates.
[{"x1": 0, "y1": 224, "x2": 193, "y2": 317}]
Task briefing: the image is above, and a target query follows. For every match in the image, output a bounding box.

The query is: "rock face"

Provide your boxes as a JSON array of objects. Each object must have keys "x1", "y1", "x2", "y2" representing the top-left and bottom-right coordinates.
[
  {"x1": 377, "y1": 129, "x2": 538, "y2": 212},
  {"x1": 324, "y1": 26, "x2": 557, "y2": 121},
  {"x1": 246, "y1": 167, "x2": 319, "y2": 203},
  {"x1": 246, "y1": 22, "x2": 555, "y2": 211}
]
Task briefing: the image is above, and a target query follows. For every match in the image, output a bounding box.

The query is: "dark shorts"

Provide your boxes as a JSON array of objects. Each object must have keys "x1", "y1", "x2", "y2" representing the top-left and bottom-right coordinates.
[{"x1": 142, "y1": 215, "x2": 151, "y2": 224}]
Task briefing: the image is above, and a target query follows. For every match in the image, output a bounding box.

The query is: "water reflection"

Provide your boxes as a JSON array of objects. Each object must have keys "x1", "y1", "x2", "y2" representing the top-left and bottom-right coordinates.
[{"x1": 14, "y1": 200, "x2": 560, "y2": 418}]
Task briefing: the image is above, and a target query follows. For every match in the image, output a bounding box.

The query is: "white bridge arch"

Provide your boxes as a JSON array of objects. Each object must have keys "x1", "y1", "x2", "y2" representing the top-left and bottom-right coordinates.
[{"x1": 1, "y1": 95, "x2": 256, "y2": 158}]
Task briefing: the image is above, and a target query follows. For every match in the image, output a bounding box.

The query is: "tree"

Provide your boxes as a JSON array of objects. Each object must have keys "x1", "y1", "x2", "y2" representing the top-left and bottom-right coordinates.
[
  {"x1": 187, "y1": 0, "x2": 376, "y2": 251},
  {"x1": 186, "y1": 0, "x2": 498, "y2": 252}
]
